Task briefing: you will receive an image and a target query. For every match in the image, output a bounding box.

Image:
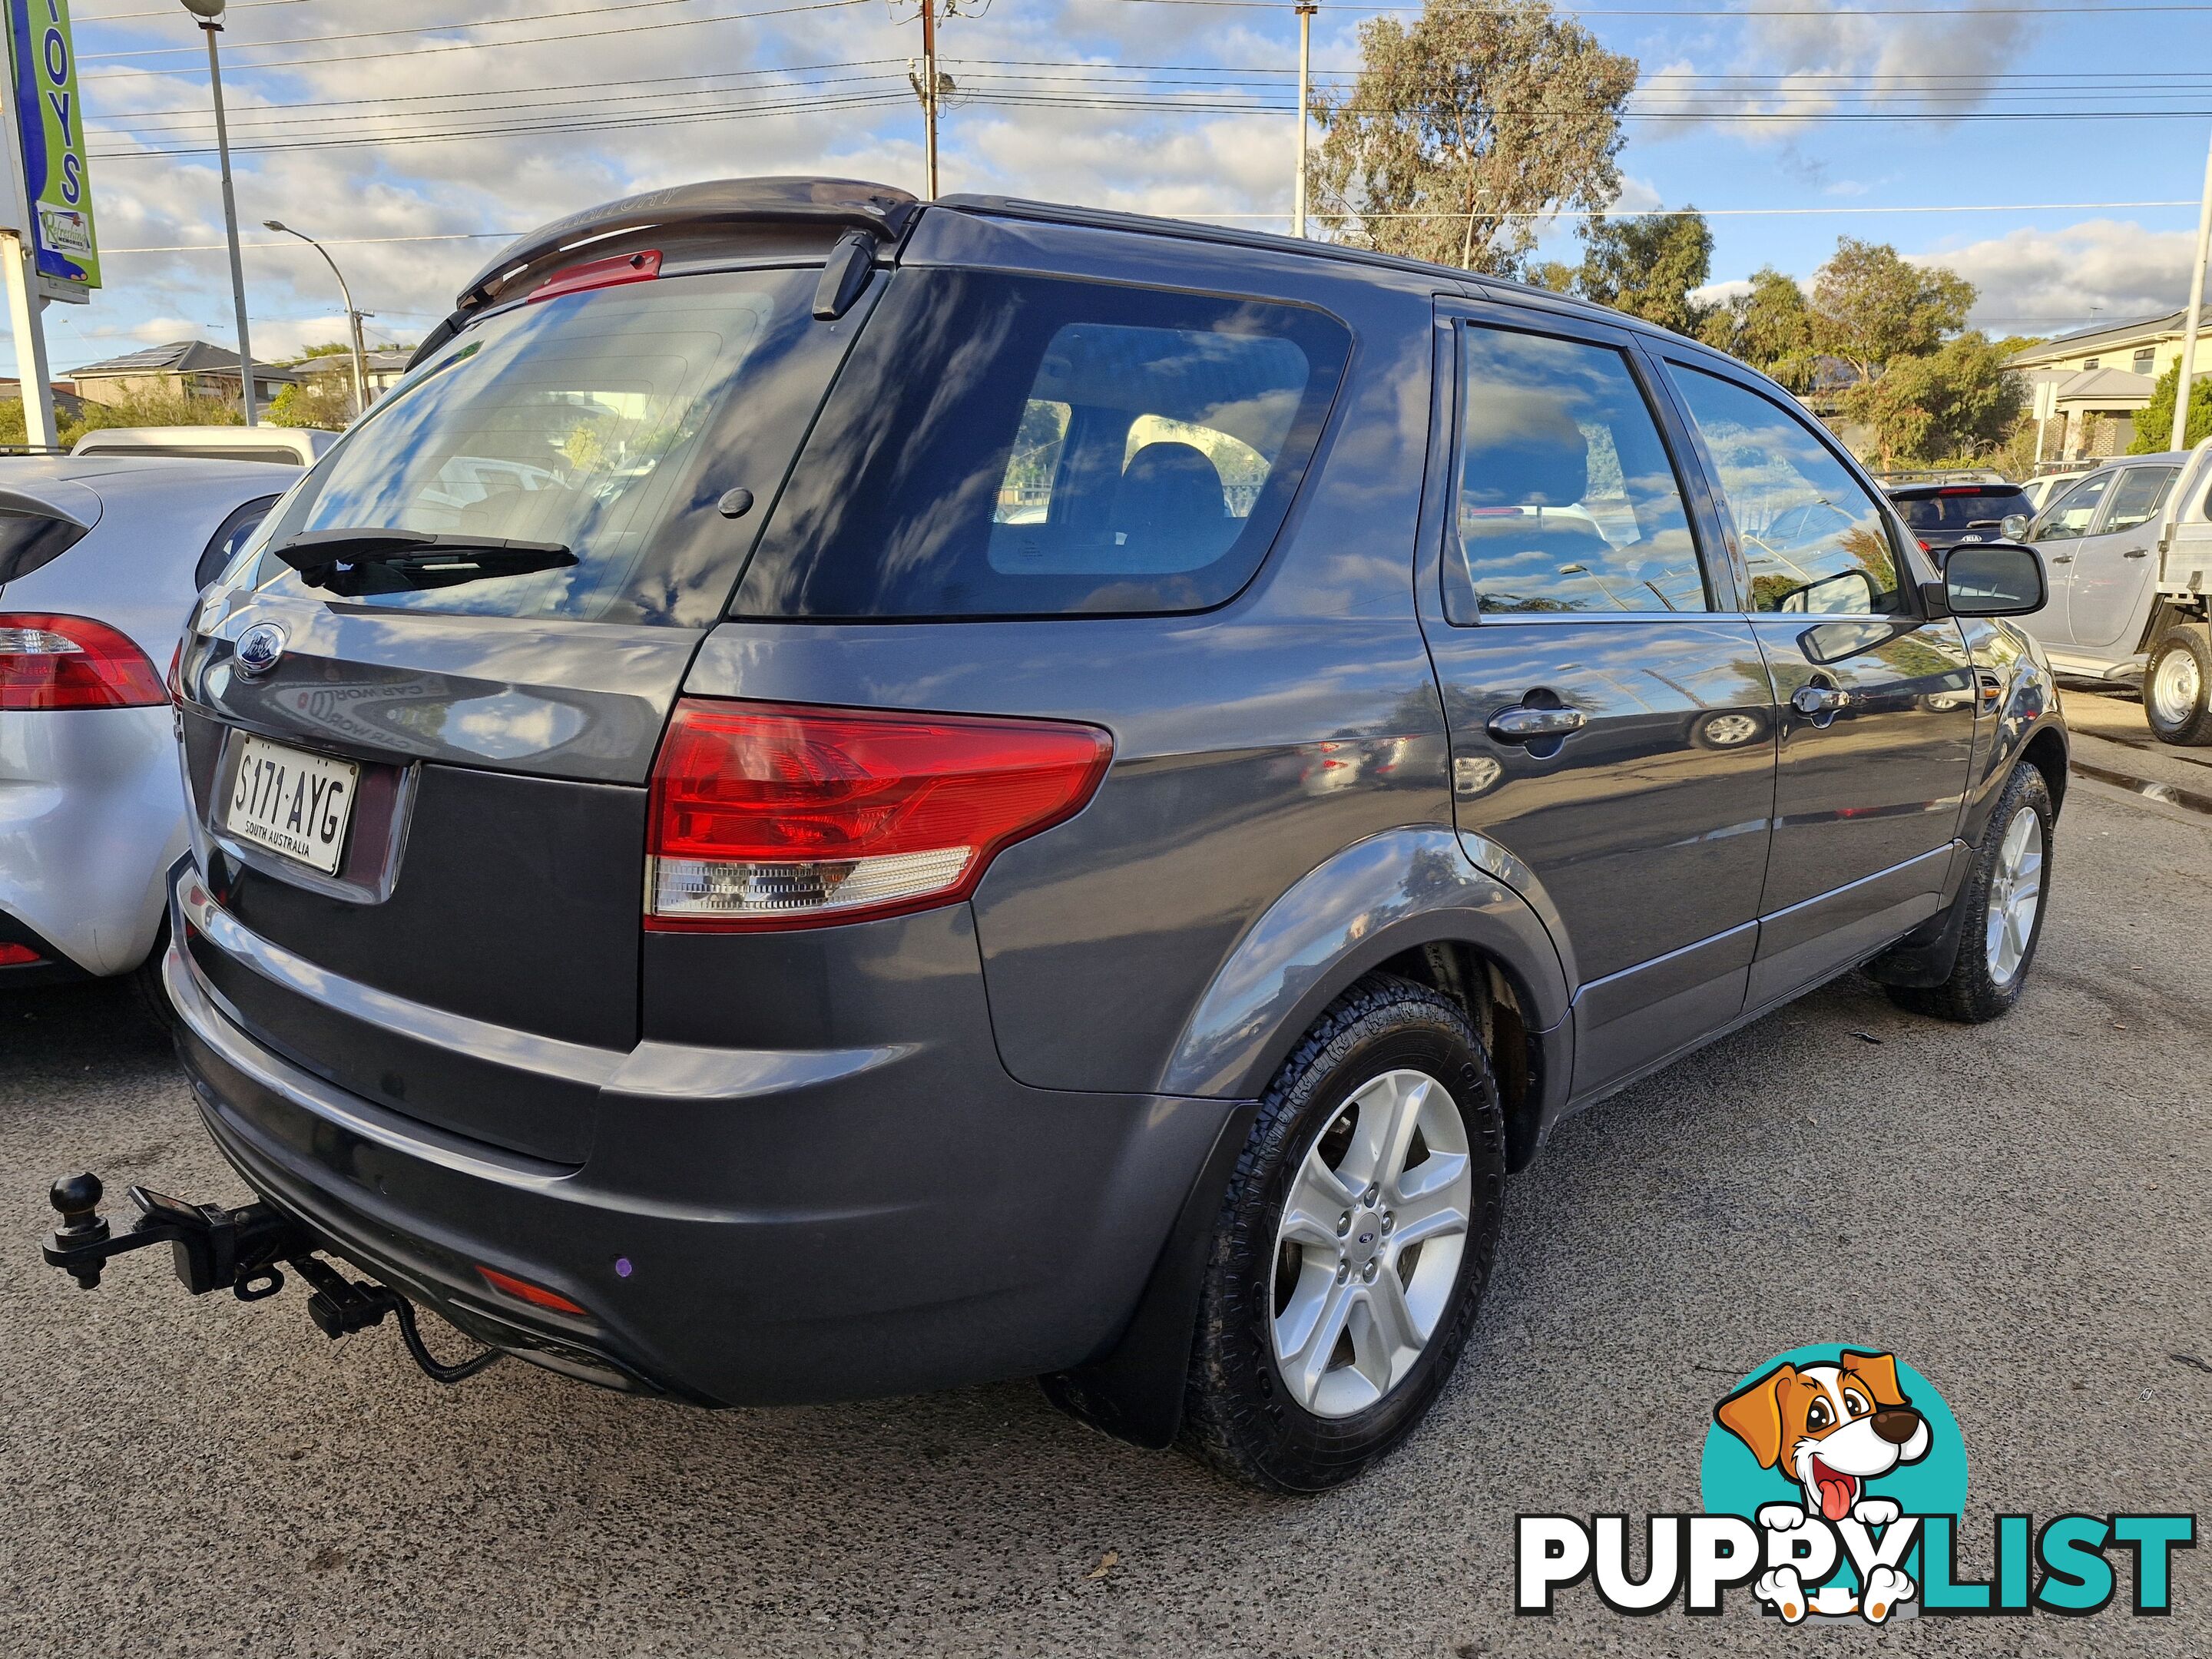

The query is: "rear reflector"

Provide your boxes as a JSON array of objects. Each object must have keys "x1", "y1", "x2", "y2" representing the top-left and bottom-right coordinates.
[
  {"x1": 646, "y1": 698, "x2": 1112, "y2": 931},
  {"x1": 528, "y1": 247, "x2": 661, "y2": 304},
  {"x1": 0, "y1": 942, "x2": 41, "y2": 966},
  {"x1": 476, "y1": 1265, "x2": 589, "y2": 1317},
  {"x1": 0, "y1": 613, "x2": 166, "y2": 710}
]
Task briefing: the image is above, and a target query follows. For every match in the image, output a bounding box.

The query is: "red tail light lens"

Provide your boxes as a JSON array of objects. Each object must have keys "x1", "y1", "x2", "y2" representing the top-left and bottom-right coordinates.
[
  {"x1": 0, "y1": 942, "x2": 41, "y2": 966},
  {"x1": 647, "y1": 698, "x2": 1113, "y2": 931},
  {"x1": 0, "y1": 613, "x2": 166, "y2": 710}
]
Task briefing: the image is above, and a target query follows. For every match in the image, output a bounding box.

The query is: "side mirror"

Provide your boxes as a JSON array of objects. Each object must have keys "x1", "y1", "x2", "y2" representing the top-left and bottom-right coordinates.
[
  {"x1": 1944, "y1": 541, "x2": 2045, "y2": 618},
  {"x1": 2000, "y1": 512, "x2": 2030, "y2": 542}
]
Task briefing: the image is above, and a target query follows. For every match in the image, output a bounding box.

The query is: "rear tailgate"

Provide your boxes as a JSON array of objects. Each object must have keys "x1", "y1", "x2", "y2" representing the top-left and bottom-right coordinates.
[{"x1": 174, "y1": 258, "x2": 864, "y2": 1164}]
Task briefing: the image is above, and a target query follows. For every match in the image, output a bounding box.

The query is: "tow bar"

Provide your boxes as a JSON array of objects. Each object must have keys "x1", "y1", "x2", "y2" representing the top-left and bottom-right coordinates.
[{"x1": 41, "y1": 1171, "x2": 504, "y2": 1384}]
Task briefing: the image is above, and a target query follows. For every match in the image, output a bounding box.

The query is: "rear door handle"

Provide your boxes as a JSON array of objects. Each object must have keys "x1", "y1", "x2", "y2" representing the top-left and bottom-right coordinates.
[
  {"x1": 2123, "y1": 548, "x2": 2149, "y2": 558},
  {"x1": 1486, "y1": 706, "x2": 1586, "y2": 743}
]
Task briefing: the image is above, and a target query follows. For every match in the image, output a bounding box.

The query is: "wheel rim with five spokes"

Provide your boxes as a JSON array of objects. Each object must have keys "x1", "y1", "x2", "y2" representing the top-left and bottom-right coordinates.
[
  {"x1": 1984, "y1": 804, "x2": 2045, "y2": 988},
  {"x1": 1270, "y1": 1068, "x2": 1472, "y2": 1419}
]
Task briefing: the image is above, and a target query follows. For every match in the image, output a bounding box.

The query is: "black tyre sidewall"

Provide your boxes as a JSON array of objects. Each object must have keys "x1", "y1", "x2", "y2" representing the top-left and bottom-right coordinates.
[
  {"x1": 1892, "y1": 762, "x2": 2055, "y2": 1023},
  {"x1": 1182, "y1": 979, "x2": 1506, "y2": 1492},
  {"x1": 2145, "y1": 630, "x2": 2212, "y2": 747}
]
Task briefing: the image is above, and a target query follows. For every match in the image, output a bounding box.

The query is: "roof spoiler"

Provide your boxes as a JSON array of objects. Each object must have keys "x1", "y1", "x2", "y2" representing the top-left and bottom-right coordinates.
[{"x1": 406, "y1": 177, "x2": 921, "y2": 372}]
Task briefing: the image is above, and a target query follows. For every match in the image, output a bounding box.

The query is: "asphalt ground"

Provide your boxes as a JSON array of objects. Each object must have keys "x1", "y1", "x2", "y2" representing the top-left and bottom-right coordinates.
[{"x1": 1, "y1": 690, "x2": 2206, "y2": 1657}]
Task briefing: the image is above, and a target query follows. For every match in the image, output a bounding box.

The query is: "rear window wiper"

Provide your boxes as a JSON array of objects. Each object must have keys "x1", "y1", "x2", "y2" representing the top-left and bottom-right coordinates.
[{"x1": 270, "y1": 528, "x2": 577, "y2": 597}]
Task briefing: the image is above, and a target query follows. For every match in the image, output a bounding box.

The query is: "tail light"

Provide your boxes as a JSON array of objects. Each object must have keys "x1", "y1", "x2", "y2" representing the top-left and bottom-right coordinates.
[
  {"x1": 0, "y1": 613, "x2": 166, "y2": 710},
  {"x1": 0, "y1": 942, "x2": 41, "y2": 967},
  {"x1": 646, "y1": 698, "x2": 1112, "y2": 931}
]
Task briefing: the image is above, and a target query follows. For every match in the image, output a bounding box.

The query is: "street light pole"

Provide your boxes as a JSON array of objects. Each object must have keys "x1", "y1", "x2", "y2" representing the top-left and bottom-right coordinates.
[
  {"x1": 181, "y1": 0, "x2": 257, "y2": 424},
  {"x1": 1293, "y1": 2, "x2": 1316, "y2": 238},
  {"x1": 265, "y1": 220, "x2": 367, "y2": 418},
  {"x1": 2171, "y1": 124, "x2": 2212, "y2": 454}
]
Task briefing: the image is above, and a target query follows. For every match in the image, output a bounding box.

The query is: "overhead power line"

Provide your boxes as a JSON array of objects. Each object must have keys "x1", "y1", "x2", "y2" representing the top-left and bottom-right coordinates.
[
  {"x1": 79, "y1": 0, "x2": 873, "y2": 81},
  {"x1": 95, "y1": 200, "x2": 2207, "y2": 253},
  {"x1": 78, "y1": 0, "x2": 744, "y2": 61}
]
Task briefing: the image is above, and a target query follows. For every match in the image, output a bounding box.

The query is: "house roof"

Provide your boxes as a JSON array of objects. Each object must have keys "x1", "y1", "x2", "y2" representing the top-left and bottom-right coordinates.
[
  {"x1": 293, "y1": 348, "x2": 414, "y2": 376},
  {"x1": 2006, "y1": 308, "x2": 2198, "y2": 369},
  {"x1": 66, "y1": 339, "x2": 297, "y2": 382},
  {"x1": 2051, "y1": 366, "x2": 2156, "y2": 406}
]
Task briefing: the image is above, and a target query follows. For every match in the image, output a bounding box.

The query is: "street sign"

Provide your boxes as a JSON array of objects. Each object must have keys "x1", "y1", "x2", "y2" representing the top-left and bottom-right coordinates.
[
  {"x1": 2032, "y1": 379, "x2": 2057, "y2": 424},
  {"x1": 5, "y1": 0, "x2": 98, "y2": 293}
]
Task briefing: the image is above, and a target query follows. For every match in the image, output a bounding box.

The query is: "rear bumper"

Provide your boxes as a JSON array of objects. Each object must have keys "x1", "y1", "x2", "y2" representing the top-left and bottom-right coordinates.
[
  {"x1": 166, "y1": 873, "x2": 1239, "y2": 1406},
  {"x1": 0, "y1": 704, "x2": 182, "y2": 975}
]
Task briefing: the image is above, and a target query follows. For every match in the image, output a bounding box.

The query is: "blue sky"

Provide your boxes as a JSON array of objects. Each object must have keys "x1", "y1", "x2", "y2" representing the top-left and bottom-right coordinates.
[{"x1": 16, "y1": 0, "x2": 2212, "y2": 378}]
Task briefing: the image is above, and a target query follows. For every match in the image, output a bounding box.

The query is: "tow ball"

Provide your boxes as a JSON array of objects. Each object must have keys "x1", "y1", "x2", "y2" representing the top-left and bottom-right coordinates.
[{"x1": 42, "y1": 1172, "x2": 503, "y2": 1383}]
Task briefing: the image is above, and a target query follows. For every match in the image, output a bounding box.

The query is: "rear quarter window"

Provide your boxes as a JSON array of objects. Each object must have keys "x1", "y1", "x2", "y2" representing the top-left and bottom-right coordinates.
[{"x1": 731, "y1": 269, "x2": 1353, "y2": 618}]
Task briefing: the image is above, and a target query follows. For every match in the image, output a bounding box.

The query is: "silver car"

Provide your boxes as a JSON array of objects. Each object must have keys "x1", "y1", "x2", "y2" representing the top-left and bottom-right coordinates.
[{"x1": 0, "y1": 455, "x2": 292, "y2": 993}]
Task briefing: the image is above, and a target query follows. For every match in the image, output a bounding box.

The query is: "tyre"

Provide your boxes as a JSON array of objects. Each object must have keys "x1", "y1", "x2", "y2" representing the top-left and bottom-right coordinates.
[
  {"x1": 1885, "y1": 761, "x2": 2054, "y2": 1024},
  {"x1": 2144, "y1": 627, "x2": 2212, "y2": 747},
  {"x1": 1179, "y1": 975, "x2": 1506, "y2": 1492},
  {"x1": 124, "y1": 918, "x2": 177, "y2": 1034}
]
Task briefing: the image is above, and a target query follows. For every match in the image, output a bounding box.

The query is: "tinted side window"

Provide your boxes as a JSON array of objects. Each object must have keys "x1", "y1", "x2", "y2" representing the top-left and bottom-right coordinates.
[
  {"x1": 196, "y1": 494, "x2": 280, "y2": 589},
  {"x1": 1670, "y1": 365, "x2": 1901, "y2": 614},
  {"x1": 733, "y1": 270, "x2": 1350, "y2": 618},
  {"x1": 2101, "y1": 465, "x2": 2178, "y2": 535},
  {"x1": 2034, "y1": 472, "x2": 2111, "y2": 541},
  {"x1": 1450, "y1": 326, "x2": 1707, "y2": 616}
]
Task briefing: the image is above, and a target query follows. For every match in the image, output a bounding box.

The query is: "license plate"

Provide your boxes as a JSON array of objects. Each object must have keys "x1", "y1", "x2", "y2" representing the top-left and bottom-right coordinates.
[{"x1": 223, "y1": 735, "x2": 359, "y2": 874}]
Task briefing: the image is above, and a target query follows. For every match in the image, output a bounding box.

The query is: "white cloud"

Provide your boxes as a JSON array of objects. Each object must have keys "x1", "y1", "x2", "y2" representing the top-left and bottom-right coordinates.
[{"x1": 1911, "y1": 219, "x2": 2201, "y2": 338}]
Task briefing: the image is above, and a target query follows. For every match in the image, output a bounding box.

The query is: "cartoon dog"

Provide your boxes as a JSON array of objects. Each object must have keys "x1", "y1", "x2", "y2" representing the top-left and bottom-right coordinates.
[{"x1": 1714, "y1": 1351, "x2": 1932, "y2": 1623}]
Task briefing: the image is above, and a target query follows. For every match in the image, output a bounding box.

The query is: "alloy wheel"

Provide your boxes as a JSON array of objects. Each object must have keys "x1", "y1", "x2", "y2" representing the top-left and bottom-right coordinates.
[
  {"x1": 1983, "y1": 804, "x2": 2045, "y2": 988},
  {"x1": 1270, "y1": 1068, "x2": 1472, "y2": 1419}
]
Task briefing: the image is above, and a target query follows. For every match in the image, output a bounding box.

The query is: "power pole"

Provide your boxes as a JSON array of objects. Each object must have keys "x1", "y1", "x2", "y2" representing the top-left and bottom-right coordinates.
[
  {"x1": 184, "y1": 0, "x2": 257, "y2": 424},
  {"x1": 2171, "y1": 124, "x2": 2212, "y2": 454},
  {"x1": 919, "y1": 0, "x2": 939, "y2": 200},
  {"x1": 1293, "y1": 2, "x2": 1316, "y2": 238}
]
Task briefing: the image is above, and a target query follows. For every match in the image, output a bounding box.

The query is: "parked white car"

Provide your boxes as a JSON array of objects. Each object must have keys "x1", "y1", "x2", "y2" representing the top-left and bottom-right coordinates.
[
  {"x1": 0, "y1": 455, "x2": 294, "y2": 993},
  {"x1": 69, "y1": 425, "x2": 337, "y2": 467},
  {"x1": 2012, "y1": 440, "x2": 2212, "y2": 744},
  {"x1": 2016, "y1": 469, "x2": 2091, "y2": 515}
]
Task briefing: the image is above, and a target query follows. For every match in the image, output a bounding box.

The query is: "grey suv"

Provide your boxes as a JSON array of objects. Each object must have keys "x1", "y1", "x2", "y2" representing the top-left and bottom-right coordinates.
[{"x1": 141, "y1": 178, "x2": 2063, "y2": 1491}]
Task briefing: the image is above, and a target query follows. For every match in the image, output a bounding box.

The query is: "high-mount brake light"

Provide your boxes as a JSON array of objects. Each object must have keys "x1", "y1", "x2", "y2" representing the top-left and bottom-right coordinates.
[
  {"x1": 527, "y1": 248, "x2": 662, "y2": 304},
  {"x1": 646, "y1": 698, "x2": 1113, "y2": 932},
  {"x1": 0, "y1": 613, "x2": 166, "y2": 711}
]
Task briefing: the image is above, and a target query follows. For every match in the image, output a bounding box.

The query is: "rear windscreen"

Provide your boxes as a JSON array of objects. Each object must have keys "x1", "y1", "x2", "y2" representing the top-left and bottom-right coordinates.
[
  {"x1": 1894, "y1": 489, "x2": 2025, "y2": 532},
  {"x1": 247, "y1": 267, "x2": 850, "y2": 627},
  {"x1": 732, "y1": 268, "x2": 1352, "y2": 618}
]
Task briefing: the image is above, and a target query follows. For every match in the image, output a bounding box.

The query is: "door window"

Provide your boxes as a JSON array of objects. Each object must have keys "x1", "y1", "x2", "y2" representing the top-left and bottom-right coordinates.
[
  {"x1": 1668, "y1": 364, "x2": 1902, "y2": 614},
  {"x1": 2101, "y1": 465, "x2": 2178, "y2": 535},
  {"x1": 2033, "y1": 472, "x2": 2112, "y2": 541},
  {"x1": 1450, "y1": 325, "x2": 1708, "y2": 616}
]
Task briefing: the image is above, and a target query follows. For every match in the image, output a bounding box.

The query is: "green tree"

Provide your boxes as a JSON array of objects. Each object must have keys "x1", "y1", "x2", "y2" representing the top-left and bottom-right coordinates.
[
  {"x1": 2130, "y1": 359, "x2": 2212, "y2": 452},
  {"x1": 1810, "y1": 237, "x2": 1973, "y2": 386},
  {"x1": 1574, "y1": 209, "x2": 1713, "y2": 336},
  {"x1": 1308, "y1": 0, "x2": 1637, "y2": 274},
  {"x1": 1697, "y1": 267, "x2": 1819, "y2": 392},
  {"x1": 268, "y1": 376, "x2": 353, "y2": 430},
  {"x1": 1842, "y1": 332, "x2": 2024, "y2": 472}
]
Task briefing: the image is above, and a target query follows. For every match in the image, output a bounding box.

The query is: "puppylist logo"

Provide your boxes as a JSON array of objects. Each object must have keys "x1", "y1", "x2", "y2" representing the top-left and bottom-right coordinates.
[{"x1": 1519, "y1": 1344, "x2": 2194, "y2": 1624}]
